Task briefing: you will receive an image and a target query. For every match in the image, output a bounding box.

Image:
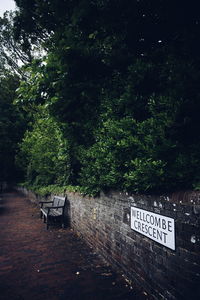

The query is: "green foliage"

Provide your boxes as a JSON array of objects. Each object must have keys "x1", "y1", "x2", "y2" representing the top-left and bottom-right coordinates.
[
  {"x1": 79, "y1": 117, "x2": 137, "y2": 193},
  {"x1": 25, "y1": 184, "x2": 68, "y2": 197},
  {"x1": 16, "y1": 106, "x2": 70, "y2": 186},
  {"x1": 124, "y1": 158, "x2": 166, "y2": 192},
  {"x1": 20, "y1": 183, "x2": 97, "y2": 197},
  {"x1": 0, "y1": 12, "x2": 32, "y2": 76},
  {"x1": 78, "y1": 92, "x2": 178, "y2": 193},
  {"x1": 12, "y1": 0, "x2": 200, "y2": 195},
  {"x1": 0, "y1": 72, "x2": 26, "y2": 182}
]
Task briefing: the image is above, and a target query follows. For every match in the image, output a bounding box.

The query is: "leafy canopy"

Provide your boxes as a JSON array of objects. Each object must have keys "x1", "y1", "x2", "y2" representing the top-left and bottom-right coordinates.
[{"x1": 13, "y1": 0, "x2": 200, "y2": 194}]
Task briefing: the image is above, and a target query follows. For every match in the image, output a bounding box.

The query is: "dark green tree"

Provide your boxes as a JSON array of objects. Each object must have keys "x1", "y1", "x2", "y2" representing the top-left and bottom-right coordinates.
[
  {"x1": 0, "y1": 71, "x2": 27, "y2": 183},
  {"x1": 0, "y1": 12, "x2": 30, "y2": 184},
  {"x1": 13, "y1": 0, "x2": 200, "y2": 193},
  {"x1": 0, "y1": 11, "x2": 33, "y2": 76}
]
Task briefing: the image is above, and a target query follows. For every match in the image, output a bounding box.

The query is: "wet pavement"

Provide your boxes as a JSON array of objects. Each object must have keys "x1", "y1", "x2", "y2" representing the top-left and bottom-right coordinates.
[{"x1": 0, "y1": 191, "x2": 148, "y2": 300}]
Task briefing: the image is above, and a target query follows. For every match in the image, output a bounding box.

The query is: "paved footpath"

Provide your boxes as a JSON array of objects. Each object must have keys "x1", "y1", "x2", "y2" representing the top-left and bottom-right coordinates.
[{"x1": 0, "y1": 191, "x2": 148, "y2": 300}]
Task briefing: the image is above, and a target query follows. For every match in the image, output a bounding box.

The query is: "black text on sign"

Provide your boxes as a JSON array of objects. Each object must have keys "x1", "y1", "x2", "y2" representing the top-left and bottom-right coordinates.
[{"x1": 131, "y1": 207, "x2": 175, "y2": 250}]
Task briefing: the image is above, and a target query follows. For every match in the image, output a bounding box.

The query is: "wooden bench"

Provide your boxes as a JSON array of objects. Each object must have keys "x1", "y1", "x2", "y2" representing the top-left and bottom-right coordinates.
[{"x1": 39, "y1": 196, "x2": 66, "y2": 230}]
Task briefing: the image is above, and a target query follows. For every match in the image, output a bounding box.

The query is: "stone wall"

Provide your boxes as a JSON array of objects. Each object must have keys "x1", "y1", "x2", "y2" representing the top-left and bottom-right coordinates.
[{"x1": 18, "y1": 187, "x2": 200, "y2": 300}]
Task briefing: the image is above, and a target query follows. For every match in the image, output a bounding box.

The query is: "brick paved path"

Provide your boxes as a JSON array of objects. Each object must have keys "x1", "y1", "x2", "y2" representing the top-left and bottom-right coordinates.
[{"x1": 0, "y1": 191, "x2": 148, "y2": 300}]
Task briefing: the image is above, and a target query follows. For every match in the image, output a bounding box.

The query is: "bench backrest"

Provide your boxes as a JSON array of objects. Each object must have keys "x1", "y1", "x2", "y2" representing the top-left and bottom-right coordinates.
[{"x1": 52, "y1": 196, "x2": 66, "y2": 214}]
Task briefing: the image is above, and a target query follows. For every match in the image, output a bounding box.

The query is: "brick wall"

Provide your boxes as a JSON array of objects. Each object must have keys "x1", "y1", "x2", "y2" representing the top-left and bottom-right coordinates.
[{"x1": 19, "y1": 187, "x2": 200, "y2": 300}]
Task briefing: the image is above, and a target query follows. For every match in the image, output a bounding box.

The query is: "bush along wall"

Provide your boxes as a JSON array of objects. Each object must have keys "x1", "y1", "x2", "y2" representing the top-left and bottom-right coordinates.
[{"x1": 20, "y1": 187, "x2": 200, "y2": 300}]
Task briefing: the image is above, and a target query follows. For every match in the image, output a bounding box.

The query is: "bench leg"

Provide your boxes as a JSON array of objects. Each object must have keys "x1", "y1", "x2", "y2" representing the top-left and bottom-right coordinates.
[
  {"x1": 62, "y1": 216, "x2": 65, "y2": 228},
  {"x1": 40, "y1": 211, "x2": 43, "y2": 219},
  {"x1": 46, "y1": 216, "x2": 49, "y2": 230}
]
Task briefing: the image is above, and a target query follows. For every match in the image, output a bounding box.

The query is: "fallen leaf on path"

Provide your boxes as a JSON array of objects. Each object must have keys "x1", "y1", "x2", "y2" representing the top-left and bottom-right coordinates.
[{"x1": 101, "y1": 273, "x2": 112, "y2": 276}]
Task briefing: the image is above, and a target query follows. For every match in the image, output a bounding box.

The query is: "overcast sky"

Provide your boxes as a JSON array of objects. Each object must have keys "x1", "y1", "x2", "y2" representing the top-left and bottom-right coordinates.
[{"x1": 0, "y1": 0, "x2": 16, "y2": 17}]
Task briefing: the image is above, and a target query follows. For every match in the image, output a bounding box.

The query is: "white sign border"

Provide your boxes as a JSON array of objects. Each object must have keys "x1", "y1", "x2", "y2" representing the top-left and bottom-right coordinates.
[{"x1": 131, "y1": 207, "x2": 175, "y2": 251}]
